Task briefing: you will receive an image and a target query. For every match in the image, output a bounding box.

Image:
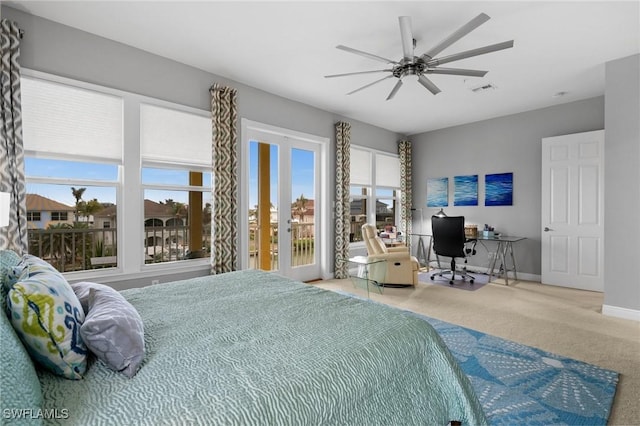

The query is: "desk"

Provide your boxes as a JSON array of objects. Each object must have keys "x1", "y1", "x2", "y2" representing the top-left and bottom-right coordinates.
[{"x1": 473, "y1": 235, "x2": 526, "y2": 285}]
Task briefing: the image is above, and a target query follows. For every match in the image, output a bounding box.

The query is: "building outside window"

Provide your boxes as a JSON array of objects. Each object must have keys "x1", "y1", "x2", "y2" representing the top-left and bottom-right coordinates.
[
  {"x1": 50, "y1": 211, "x2": 69, "y2": 221},
  {"x1": 27, "y1": 211, "x2": 41, "y2": 221}
]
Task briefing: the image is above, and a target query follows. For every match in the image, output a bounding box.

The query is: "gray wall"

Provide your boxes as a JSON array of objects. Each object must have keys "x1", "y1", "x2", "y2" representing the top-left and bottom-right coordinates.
[
  {"x1": 604, "y1": 54, "x2": 640, "y2": 311},
  {"x1": 410, "y1": 97, "x2": 605, "y2": 277},
  {"x1": 3, "y1": 6, "x2": 403, "y2": 287}
]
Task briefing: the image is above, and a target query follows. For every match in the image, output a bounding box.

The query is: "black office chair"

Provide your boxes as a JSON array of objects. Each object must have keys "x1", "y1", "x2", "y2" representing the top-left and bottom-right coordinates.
[{"x1": 430, "y1": 216, "x2": 477, "y2": 285}]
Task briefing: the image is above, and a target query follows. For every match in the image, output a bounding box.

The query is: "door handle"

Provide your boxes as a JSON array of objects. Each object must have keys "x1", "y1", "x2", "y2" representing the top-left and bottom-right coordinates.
[{"x1": 544, "y1": 227, "x2": 553, "y2": 232}]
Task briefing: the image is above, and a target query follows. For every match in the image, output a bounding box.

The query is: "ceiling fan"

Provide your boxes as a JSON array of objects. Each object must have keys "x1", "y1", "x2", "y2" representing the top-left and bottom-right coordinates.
[{"x1": 325, "y1": 13, "x2": 514, "y2": 100}]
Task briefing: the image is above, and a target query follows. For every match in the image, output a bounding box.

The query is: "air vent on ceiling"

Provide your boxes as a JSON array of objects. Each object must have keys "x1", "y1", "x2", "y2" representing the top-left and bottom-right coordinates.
[{"x1": 470, "y1": 83, "x2": 498, "y2": 92}]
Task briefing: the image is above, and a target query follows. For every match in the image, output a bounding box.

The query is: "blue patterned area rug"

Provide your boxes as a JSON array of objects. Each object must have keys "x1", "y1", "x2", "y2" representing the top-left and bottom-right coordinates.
[
  {"x1": 412, "y1": 313, "x2": 619, "y2": 425},
  {"x1": 331, "y1": 290, "x2": 618, "y2": 425}
]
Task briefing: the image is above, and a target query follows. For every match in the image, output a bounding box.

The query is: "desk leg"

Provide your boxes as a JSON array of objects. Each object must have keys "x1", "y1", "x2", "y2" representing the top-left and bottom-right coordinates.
[
  {"x1": 507, "y1": 242, "x2": 518, "y2": 282},
  {"x1": 487, "y1": 241, "x2": 500, "y2": 282},
  {"x1": 499, "y1": 242, "x2": 510, "y2": 285}
]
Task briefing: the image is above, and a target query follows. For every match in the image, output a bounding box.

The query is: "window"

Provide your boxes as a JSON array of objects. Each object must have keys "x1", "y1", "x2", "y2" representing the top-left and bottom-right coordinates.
[
  {"x1": 349, "y1": 186, "x2": 368, "y2": 242},
  {"x1": 349, "y1": 146, "x2": 402, "y2": 244},
  {"x1": 142, "y1": 170, "x2": 212, "y2": 263},
  {"x1": 51, "y1": 211, "x2": 69, "y2": 221},
  {"x1": 375, "y1": 188, "x2": 397, "y2": 228},
  {"x1": 21, "y1": 75, "x2": 122, "y2": 273},
  {"x1": 21, "y1": 71, "x2": 213, "y2": 278},
  {"x1": 140, "y1": 104, "x2": 213, "y2": 264}
]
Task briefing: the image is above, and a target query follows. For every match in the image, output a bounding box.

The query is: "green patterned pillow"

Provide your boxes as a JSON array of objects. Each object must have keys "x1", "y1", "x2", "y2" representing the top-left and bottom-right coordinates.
[{"x1": 5, "y1": 255, "x2": 88, "y2": 380}]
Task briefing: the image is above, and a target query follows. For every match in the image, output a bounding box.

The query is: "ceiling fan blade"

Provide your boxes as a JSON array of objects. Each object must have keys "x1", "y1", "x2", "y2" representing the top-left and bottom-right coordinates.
[
  {"x1": 427, "y1": 40, "x2": 514, "y2": 67},
  {"x1": 421, "y1": 13, "x2": 490, "y2": 60},
  {"x1": 347, "y1": 75, "x2": 394, "y2": 95},
  {"x1": 399, "y1": 16, "x2": 414, "y2": 61},
  {"x1": 336, "y1": 45, "x2": 398, "y2": 64},
  {"x1": 325, "y1": 69, "x2": 392, "y2": 78},
  {"x1": 386, "y1": 79, "x2": 403, "y2": 100},
  {"x1": 418, "y1": 75, "x2": 441, "y2": 95},
  {"x1": 426, "y1": 67, "x2": 488, "y2": 77}
]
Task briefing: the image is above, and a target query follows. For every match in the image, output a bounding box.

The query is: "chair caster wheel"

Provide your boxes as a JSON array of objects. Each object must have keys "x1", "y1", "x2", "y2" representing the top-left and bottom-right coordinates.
[
  {"x1": 430, "y1": 276, "x2": 435, "y2": 281},
  {"x1": 470, "y1": 280, "x2": 475, "y2": 284},
  {"x1": 449, "y1": 280, "x2": 453, "y2": 285}
]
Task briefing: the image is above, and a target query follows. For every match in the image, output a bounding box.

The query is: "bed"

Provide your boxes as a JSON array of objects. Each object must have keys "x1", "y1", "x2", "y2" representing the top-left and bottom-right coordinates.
[{"x1": 2, "y1": 264, "x2": 487, "y2": 425}]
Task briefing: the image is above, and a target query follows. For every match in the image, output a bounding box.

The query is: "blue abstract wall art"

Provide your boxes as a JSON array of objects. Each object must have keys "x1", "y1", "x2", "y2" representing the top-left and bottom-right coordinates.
[
  {"x1": 454, "y1": 175, "x2": 478, "y2": 206},
  {"x1": 427, "y1": 177, "x2": 449, "y2": 207},
  {"x1": 485, "y1": 172, "x2": 513, "y2": 206}
]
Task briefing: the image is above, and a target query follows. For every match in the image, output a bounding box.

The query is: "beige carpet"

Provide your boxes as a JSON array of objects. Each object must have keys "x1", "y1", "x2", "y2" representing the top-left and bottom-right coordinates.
[{"x1": 313, "y1": 276, "x2": 640, "y2": 425}]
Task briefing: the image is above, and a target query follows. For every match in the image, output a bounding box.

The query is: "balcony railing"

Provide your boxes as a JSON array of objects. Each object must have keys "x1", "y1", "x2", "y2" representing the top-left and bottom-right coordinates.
[
  {"x1": 248, "y1": 222, "x2": 315, "y2": 270},
  {"x1": 27, "y1": 222, "x2": 315, "y2": 274},
  {"x1": 28, "y1": 227, "x2": 119, "y2": 273},
  {"x1": 27, "y1": 225, "x2": 212, "y2": 273}
]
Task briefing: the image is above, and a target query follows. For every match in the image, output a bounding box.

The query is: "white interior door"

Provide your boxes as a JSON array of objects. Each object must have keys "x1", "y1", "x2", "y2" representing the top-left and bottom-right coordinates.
[
  {"x1": 242, "y1": 122, "x2": 323, "y2": 282},
  {"x1": 541, "y1": 130, "x2": 604, "y2": 291}
]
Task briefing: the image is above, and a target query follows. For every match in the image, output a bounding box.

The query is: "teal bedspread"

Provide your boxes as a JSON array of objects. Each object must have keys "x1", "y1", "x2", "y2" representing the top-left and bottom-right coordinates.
[{"x1": 40, "y1": 270, "x2": 487, "y2": 425}]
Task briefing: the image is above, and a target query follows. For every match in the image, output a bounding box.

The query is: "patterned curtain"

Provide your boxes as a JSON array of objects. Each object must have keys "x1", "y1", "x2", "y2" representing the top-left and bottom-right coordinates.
[
  {"x1": 334, "y1": 122, "x2": 351, "y2": 279},
  {"x1": 209, "y1": 83, "x2": 238, "y2": 274},
  {"x1": 0, "y1": 19, "x2": 28, "y2": 254},
  {"x1": 398, "y1": 140, "x2": 412, "y2": 250}
]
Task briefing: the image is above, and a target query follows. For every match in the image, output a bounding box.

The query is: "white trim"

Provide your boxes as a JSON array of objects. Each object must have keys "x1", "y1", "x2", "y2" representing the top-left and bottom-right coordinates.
[{"x1": 602, "y1": 304, "x2": 640, "y2": 322}]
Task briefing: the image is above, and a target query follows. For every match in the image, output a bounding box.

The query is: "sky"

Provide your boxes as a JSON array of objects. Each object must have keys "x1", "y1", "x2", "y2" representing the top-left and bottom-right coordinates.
[
  {"x1": 248, "y1": 141, "x2": 315, "y2": 209},
  {"x1": 25, "y1": 147, "x2": 314, "y2": 210}
]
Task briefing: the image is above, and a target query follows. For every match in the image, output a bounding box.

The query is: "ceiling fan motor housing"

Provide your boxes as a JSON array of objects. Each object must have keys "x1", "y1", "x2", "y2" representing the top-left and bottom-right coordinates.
[{"x1": 393, "y1": 58, "x2": 428, "y2": 78}]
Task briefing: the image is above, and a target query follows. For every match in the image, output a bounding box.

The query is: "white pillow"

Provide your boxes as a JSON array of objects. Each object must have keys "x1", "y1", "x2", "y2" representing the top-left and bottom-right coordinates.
[{"x1": 73, "y1": 282, "x2": 145, "y2": 378}]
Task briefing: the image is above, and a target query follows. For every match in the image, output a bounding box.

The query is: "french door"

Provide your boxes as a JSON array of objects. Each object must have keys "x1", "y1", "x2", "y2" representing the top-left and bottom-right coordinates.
[{"x1": 241, "y1": 120, "x2": 324, "y2": 282}]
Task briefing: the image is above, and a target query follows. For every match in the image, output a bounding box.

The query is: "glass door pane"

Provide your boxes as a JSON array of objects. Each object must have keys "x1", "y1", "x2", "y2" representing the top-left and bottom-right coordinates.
[
  {"x1": 290, "y1": 148, "x2": 316, "y2": 268},
  {"x1": 248, "y1": 140, "x2": 279, "y2": 272}
]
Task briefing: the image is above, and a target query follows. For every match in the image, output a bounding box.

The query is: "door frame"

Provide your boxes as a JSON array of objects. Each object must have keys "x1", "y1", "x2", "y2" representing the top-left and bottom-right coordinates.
[{"x1": 240, "y1": 118, "x2": 330, "y2": 280}]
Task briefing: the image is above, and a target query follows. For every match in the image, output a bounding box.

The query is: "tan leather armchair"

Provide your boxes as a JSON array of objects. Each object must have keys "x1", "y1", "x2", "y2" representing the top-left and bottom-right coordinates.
[{"x1": 361, "y1": 223, "x2": 419, "y2": 286}]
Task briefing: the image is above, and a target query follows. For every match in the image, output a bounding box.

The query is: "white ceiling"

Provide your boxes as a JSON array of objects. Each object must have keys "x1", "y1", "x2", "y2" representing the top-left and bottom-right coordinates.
[{"x1": 5, "y1": 1, "x2": 640, "y2": 135}]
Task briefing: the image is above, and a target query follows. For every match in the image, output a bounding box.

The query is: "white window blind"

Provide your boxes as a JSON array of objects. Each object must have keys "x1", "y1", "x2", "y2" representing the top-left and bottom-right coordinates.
[
  {"x1": 140, "y1": 104, "x2": 212, "y2": 167},
  {"x1": 350, "y1": 147, "x2": 372, "y2": 185},
  {"x1": 21, "y1": 77, "x2": 123, "y2": 162},
  {"x1": 375, "y1": 154, "x2": 400, "y2": 188}
]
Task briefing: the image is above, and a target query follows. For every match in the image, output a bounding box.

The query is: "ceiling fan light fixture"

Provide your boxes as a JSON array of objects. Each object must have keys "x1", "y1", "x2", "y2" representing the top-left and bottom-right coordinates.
[{"x1": 328, "y1": 14, "x2": 513, "y2": 100}]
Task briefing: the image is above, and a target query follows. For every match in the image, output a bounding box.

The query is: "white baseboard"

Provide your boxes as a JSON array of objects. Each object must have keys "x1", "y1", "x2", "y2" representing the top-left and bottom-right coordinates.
[{"x1": 602, "y1": 304, "x2": 640, "y2": 322}]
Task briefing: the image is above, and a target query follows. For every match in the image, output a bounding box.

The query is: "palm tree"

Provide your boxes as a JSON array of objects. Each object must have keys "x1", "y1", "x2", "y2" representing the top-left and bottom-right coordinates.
[
  {"x1": 71, "y1": 187, "x2": 86, "y2": 222},
  {"x1": 293, "y1": 194, "x2": 308, "y2": 222},
  {"x1": 77, "y1": 198, "x2": 103, "y2": 221}
]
